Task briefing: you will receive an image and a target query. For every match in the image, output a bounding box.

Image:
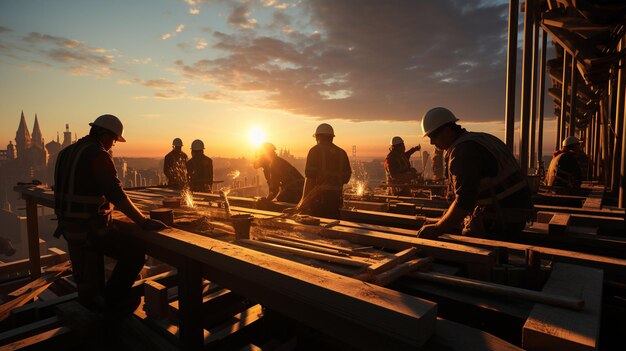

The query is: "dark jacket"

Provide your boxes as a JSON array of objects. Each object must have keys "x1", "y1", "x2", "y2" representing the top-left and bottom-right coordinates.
[
  {"x1": 164, "y1": 150, "x2": 188, "y2": 188},
  {"x1": 263, "y1": 156, "x2": 304, "y2": 203},
  {"x1": 187, "y1": 153, "x2": 213, "y2": 192}
]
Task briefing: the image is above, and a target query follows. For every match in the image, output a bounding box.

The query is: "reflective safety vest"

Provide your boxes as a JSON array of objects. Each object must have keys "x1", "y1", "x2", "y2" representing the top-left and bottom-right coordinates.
[
  {"x1": 448, "y1": 132, "x2": 527, "y2": 206},
  {"x1": 546, "y1": 151, "x2": 579, "y2": 187},
  {"x1": 54, "y1": 139, "x2": 110, "y2": 222}
]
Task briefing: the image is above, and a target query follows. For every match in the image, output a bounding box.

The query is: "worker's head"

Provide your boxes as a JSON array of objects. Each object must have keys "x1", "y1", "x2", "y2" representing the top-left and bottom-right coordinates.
[
  {"x1": 172, "y1": 138, "x2": 183, "y2": 151},
  {"x1": 421, "y1": 107, "x2": 461, "y2": 150},
  {"x1": 191, "y1": 139, "x2": 205, "y2": 155},
  {"x1": 313, "y1": 123, "x2": 334, "y2": 144},
  {"x1": 390, "y1": 136, "x2": 405, "y2": 152},
  {"x1": 89, "y1": 114, "x2": 125, "y2": 151},
  {"x1": 253, "y1": 142, "x2": 276, "y2": 169},
  {"x1": 561, "y1": 136, "x2": 580, "y2": 151}
]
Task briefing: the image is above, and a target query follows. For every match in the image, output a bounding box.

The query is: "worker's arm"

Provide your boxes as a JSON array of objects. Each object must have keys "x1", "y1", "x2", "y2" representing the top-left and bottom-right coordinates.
[
  {"x1": 115, "y1": 196, "x2": 168, "y2": 231},
  {"x1": 417, "y1": 199, "x2": 468, "y2": 239},
  {"x1": 405, "y1": 144, "x2": 421, "y2": 158},
  {"x1": 296, "y1": 177, "x2": 315, "y2": 211}
]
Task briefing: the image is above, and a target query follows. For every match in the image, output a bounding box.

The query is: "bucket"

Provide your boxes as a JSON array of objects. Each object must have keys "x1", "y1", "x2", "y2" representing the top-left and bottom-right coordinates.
[
  {"x1": 527, "y1": 175, "x2": 540, "y2": 195},
  {"x1": 231, "y1": 214, "x2": 253, "y2": 240},
  {"x1": 150, "y1": 208, "x2": 174, "y2": 226}
]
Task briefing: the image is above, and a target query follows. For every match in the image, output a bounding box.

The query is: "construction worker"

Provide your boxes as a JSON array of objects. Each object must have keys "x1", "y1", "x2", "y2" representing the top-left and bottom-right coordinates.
[
  {"x1": 546, "y1": 136, "x2": 582, "y2": 189},
  {"x1": 253, "y1": 142, "x2": 304, "y2": 204},
  {"x1": 384, "y1": 136, "x2": 421, "y2": 195},
  {"x1": 163, "y1": 138, "x2": 188, "y2": 189},
  {"x1": 417, "y1": 107, "x2": 533, "y2": 239},
  {"x1": 54, "y1": 114, "x2": 167, "y2": 316},
  {"x1": 187, "y1": 139, "x2": 213, "y2": 192},
  {"x1": 296, "y1": 123, "x2": 352, "y2": 219}
]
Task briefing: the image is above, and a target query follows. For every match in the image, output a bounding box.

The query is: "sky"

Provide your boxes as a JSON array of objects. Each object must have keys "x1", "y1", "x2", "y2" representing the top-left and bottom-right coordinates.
[{"x1": 0, "y1": 0, "x2": 557, "y2": 160}]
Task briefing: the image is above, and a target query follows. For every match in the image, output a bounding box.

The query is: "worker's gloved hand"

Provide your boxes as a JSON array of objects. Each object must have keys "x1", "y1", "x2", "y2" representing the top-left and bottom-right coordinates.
[
  {"x1": 141, "y1": 218, "x2": 168, "y2": 231},
  {"x1": 417, "y1": 224, "x2": 443, "y2": 239}
]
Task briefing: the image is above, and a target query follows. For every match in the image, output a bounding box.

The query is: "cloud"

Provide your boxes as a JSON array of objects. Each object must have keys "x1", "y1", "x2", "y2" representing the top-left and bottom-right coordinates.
[
  {"x1": 0, "y1": 26, "x2": 11, "y2": 33},
  {"x1": 177, "y1": 0, "x2": 511, "y2": 123},
  {"x1": 195, "y1": 38, "x2": 208, "y2": 49},
  {"x1": 19, "y1": 32, "x2": 119, "y2": 77},
  {"x1": 190, "y1": 8, "x2": 200, "y2": 14},
  {"x1": 227, "y1": 4, "x2": 258, "y2": 29},
  {"x1": 176, "y1": 24, "x2": 185, "y2": 33},
  {"x1": 135, "y1": 78, "x2": 186, "y2": 99},
  {"x1": 160, "y1": 33, "x2": 172, "y2": 40},
  {"x1": 161, "y1": 24, "x2": 186, "y2": 40}
]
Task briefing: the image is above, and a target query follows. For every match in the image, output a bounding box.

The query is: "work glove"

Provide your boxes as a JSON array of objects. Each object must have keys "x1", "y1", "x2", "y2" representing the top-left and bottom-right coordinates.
[
  {"x1": 417, "y1": 224, "x2": 443, "y2": 239},
  {"x1": 141, "y1": 218, "x2": 168, "y2": 231}
]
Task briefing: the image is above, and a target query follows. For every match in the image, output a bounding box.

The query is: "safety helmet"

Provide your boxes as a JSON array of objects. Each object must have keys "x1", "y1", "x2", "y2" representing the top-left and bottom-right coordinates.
[
  {"x1": 390, "y1": 136, "x2": 404, "y2": 146},
  {"x1": 89, "y1": 114, "x2": 126, "y2": 142},
  {"x1": 421, "y1": 107, "x2": 459, "y2": 137},
  {"x1": 191, "y1": 139, "x2": 205, "y2": 150},
  {"x1": 562, "y1": 136, "x2": 580, "y2": 148},
  {"x1": 259, "y1": 142, "x2": 276, "y2": 153},
  {"x1": 313, "y1": 123, "x2": 335, "y2": 137},
  {"x1": 172, "y1": 138, "x2": 183, "y2": 147}
]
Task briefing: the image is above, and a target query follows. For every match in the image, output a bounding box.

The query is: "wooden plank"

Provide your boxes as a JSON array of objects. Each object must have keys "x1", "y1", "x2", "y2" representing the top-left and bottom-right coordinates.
[
  {"x1": 548, "y1": 213, "x2": 570, "y2": 235},
  {"x1": 439, "y1": 234, "x2": 626, "y2": 283},
  {"x1": 0, "y1": 252, "x2": 69, "y2": 278},
  {"x1": 582, "y1": 197, "x2": 602, "y2": 209},
  {"x1": 354, "y1": 247, "x2": 419, "y2": 281},
  {"x1": 25, "y1": 197, "x2": 41, "y2": 279},
  {"x1": 144, "y1": 280, "x2": 169, "y2": 319},
  {"x1": 0, "y1": 326, "x2": 73, "y2": 350},
  {"x1": 0, "y1": 316, "x2": 61, "y2": 345},
  {"x1": 204, "y1": 304, "x2": 264, "y2": 345},
  {"x1": 114, "y1": 220, "x2": 438, "y2": 350},
  {"x1": 429, "y1": 318, "x2": 524, "y2": 351},
  {"x1": 522, "y1": 263, "x2": 603, "y2": 351},
  {"x1": 372, "y1": 257, "x2": 433, "y2": 287},
  {"x1": 177, "y1": 257, "x2": 204, "y2": 351}
]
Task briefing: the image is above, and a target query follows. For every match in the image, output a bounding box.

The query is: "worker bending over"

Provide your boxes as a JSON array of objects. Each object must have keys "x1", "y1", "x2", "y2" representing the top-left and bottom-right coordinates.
[
  {"x1": 417, "y1": 108, "x2": 533, "y2": 239},
  {"x1": 54, "y1": 114, "x2": 167, "y2": 316},
  {"x1": 187, "y1": 139, "x2": 213, "y2": 192},
  {"x1": 384, "y1": 136, "x2": 421, "y2": 195},
  {"x1": 254, "y1": 142, "x2": 304, "y2": 204},
  {"x1": 296, "y1": 123, "x2": 352, "y2": 219},
  {"x1": 163, "y1": 138, "x2": 188, "y2": 189},
  {"x1": 546, "y1": 136, "x2": 583, "y2": 189}
]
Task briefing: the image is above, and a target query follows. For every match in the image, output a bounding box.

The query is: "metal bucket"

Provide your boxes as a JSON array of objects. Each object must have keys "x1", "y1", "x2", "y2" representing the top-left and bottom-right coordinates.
[
  {"x1": 150, "y1": 208, "x2": 174, "y2": 226},
  {"x1": 162, "y1": 197, "x2": 181, "y2": 208},
  {"x1": 231, "y1": 214, "x2": 253, "y2": 240}
]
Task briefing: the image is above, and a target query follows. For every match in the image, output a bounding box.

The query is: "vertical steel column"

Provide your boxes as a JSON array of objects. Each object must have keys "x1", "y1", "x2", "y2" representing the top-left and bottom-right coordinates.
[
  {"x1": 529, "y1": 18, "x2": 540, "y2": 168},
  {"x1": 505, "y1": 0, "x2": 520, "y2": 150},
  {"x1": 519, "y1": 0, "x2": 535, "y2": 175},
  {"x1": 612, "y1": 39, "x2": 624, "y2": 193},
  {"x1": 559, "y1": 53, "x2": 570, "y2": 148},
  {"x1": 25, "y1": 196, "x2": 42, "y2": 279},
  {"x1": 537, "y1": 29, "x2": 548, "y2": 166},
  {"x1": 569, "y1": 54, "x2": 578, "y2": 137}
]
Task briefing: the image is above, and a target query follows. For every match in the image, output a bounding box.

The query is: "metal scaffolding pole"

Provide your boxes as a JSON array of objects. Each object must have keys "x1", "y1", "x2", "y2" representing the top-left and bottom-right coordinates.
[
  {"x1": 519, "y1": 0, "x2": 535, "y2": 175},
  {"x1": 559, "y1": 53, "x2": 570, "y2": 149},
  {"x1": 612, "y1": 39, "x2": 624, "y2": 193},
  {"x1": 569, "y1": 54, "x2": 578, "y2": 137},
  {"x1": 537, "y1": 29, "x2": 548, "y2": 167},
  {"x1": 529, "y1": 18, "x2": 540, "y2": 169},
  {"x1": 505, "y1": 0, "x2": 520, "y2": 151}
]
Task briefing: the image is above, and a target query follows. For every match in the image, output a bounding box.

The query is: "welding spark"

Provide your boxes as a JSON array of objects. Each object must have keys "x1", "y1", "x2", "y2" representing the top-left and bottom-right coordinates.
[
  {"x1": 228, "y1": 170, "x2": 241, "y2": 179},
  {"x1": 219, "y1": 186, "x2": 231, "y2": 196},
  {"x1": 181, "y1": 188, "x2": 195, "y2": 207},
  {"x1": 355, "y1": 181, "x2": 366, "y2": 196}
]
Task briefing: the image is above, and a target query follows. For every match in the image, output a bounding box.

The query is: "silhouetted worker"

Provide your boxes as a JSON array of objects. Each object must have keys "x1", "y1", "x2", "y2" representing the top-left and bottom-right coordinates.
[
  {"x1": 187, "y1": 139, "x2": 213, "y2": 192},
  {"x1": 546, "y1": 136, "x2": 582, "y2": 189},
  {"x1": 253, "y1": 142, "x2": 304, "y2": 204},
  {"x1": 417, "y1": 107, "x2": 533, "y2": 239},
  {"x1": 384, "y1": 136, "x2": 421, "y2": 195},
  {"x1": 296, "y1": 123, "x2": 352, "y2": 219},
  {"x1": 163, "y1": 138, "x2": 188, "y2": 189},
  {"x1": 432, "y1": 148, "x2": 445, "y2": 180},
  {"x1": 54, "y1": 114, "x2": 167, "y2": 316}
]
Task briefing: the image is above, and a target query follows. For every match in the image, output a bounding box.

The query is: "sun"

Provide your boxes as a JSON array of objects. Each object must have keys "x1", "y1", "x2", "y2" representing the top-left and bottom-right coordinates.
[{"x1": 248, "y1": 127, "x2": 266, "y2": 147}]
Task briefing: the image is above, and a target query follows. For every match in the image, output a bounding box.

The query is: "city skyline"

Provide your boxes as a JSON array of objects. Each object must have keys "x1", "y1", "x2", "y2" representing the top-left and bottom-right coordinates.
[{"x1": 1, "y1": 0, "x2": 558, "y2": 159}]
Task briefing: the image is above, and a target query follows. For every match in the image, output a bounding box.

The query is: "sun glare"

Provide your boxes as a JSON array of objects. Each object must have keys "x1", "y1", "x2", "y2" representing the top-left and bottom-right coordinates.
[{"x1": 248, "y1": 127, "x2": 266, "y2": 147}]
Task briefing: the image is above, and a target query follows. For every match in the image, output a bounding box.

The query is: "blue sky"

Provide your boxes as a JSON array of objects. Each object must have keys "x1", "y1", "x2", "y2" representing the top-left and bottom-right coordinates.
[{"x1": 0, "y1": 0, "x2": 556, "y2": 159}]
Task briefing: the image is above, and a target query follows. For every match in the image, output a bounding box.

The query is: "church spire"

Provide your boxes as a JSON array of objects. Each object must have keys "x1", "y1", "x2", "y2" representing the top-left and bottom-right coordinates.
[
  {"x1": 31, "y1": 114, "x2": 44, "y2": 148},
  {"x1": 15, "y1": 110, "x2": 32, "y2": 156}
]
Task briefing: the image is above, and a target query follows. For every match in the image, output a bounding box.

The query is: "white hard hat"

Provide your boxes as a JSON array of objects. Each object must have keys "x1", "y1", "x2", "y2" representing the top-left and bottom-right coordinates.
[
  {"x1": 191, "y1": 139, "x2": 205, "y2": 150},
  {"x1": 421, "y1": 107, "x2": 459, "y2": 137},
  {"x1": 390, "y1": 136, "x2": 404, "y2": 146},
  {"x1": 562, "y1": 136, "x2": 580, "y2": 148},
  {"x1": 89, "y1": 114, "x2": 125, "y2": 142},
  {"x1": 313, "y1": 123, "x2": 335, "y2": 137},
  {"x1": 172, "y1": 138, "x2": 183, "y2": 147}
]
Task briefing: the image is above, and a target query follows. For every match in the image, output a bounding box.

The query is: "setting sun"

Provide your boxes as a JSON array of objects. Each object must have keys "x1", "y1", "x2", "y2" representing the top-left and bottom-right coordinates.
[{"x1": 248, "y1": 127, "x2": 266, "y2": 148}]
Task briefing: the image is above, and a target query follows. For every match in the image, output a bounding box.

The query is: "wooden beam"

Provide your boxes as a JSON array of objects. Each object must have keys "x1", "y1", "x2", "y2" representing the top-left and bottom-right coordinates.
[
  {"x1": 522, "y1": 263, "x2": 603, "y2": 351},
  {"x1": 431, "y1": 318, "x2": 524, "y2": 351},
  {"x1": 372, "y1": 257, "x2": 433, "y2": 287},
  {"x1": 354, "y1": 247, "x2": 419, "y2": 281}
]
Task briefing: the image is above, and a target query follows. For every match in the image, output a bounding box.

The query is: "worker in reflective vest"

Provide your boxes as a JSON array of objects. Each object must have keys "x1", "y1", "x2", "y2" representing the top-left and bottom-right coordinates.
[
  {"x1": 417, "y1": 108, "x2": 533, "y2": 239},
  {"x1": 384, "y1": 136, "x2": 421, "y2": 195},
  {"x1": 253, "y1": 142, "x2": 304, "y2": 204},
  {"x1": 546, "y1": 136, "x2": 582, "y2": 189},
  {"x1": 296, "y1": 123, "x2": 352, "y2": 219},
  {"x1": 54, "y1": 114, "x2": 167, "y2": 316},
  {"x1": 163, "y1": 137, "x2": 189, "y2": 189}
]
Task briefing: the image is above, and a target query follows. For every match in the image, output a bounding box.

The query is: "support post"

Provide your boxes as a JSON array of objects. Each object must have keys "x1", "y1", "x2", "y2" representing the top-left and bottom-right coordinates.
[
  {"x1": 519, "y1": 0, "x2": 535, "y2": 175},
  {"x1": 178, "y1": 257, "x2": 203, "y2": 350},
  {"x1": 612, "y1": 38, "x2": 625, "y2": 194},
  {"x1": 530, "y1": 16, "x2": 540, "y2": 169},
  {"x1": 537, "y1": 28, "x2": 547, "y2": 166},
  {"x1": 504, "y1": 0, "x2": 519, "y2": 151},
  {"x1": 569, "y1": 54, "x2": 578, "y2": 137},
  {"x1": 25, "y1": 196, "x2": 41, "y2": 279},
  {"x1": 559, "y1": 53, "x2": 570, "y2": 148}
]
